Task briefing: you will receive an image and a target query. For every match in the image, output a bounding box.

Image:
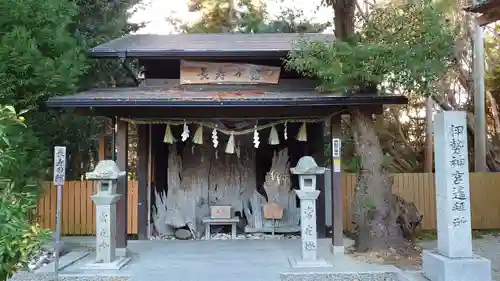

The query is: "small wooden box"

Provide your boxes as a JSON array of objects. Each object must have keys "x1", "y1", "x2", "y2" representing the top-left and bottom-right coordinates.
[{"x1": 210, "y1": 205, "x2": 232, "y2": 219}]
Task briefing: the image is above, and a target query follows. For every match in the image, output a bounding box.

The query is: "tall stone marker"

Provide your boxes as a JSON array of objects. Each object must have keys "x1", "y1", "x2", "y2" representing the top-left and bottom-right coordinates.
[
  {"x1": 84, "y1": 160, "x2": 131, "y2": 270},
  {"x1": 423, "y1": 111, "x2": 491, "y2": 281},
  {"x1": 288, "y1": 156, "x2": 332, "y2": 268}
]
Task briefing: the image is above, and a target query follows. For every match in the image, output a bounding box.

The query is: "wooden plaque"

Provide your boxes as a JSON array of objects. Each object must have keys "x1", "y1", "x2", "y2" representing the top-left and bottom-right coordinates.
[
  {"x1": 263, "y1": 203, "x2": 283, "y2": 220},
  {"x1": 180, "y1": 60, "x2": 280, "y2": 85}
]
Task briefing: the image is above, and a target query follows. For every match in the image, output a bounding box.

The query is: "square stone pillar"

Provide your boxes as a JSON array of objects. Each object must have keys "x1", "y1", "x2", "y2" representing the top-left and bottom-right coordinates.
[
  {"x1": 84, "y1": 160, "x2": 132, "y2": 270},
  {"x1": 288, "y1": 156, "x2": 332, "y2": 268},
  {"x1": 422, "y1": 111, "x2": 491, "y2": 281}
]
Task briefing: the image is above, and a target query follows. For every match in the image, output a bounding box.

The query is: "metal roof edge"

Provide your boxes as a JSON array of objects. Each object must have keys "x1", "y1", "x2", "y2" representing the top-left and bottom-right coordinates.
[
  {"x1": 46, "y1": 95, "x2": 408, "y2": 108},
  {"x1": 86, "y1": 49, "x2": 290, "y2": 59},
  {"x1": 86, "y1": 33, "x2": 335, "y2": 59},
  {"x1": 464, "y1": 0, "x2": 500, "y2": 12}
]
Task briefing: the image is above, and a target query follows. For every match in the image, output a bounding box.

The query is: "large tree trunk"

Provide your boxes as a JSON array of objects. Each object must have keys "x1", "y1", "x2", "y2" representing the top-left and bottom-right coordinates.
[
  {"x1": 332, "y1": 0, "x2": 355, "y2": 39},
  {"x1": 330, "y1": 0, "x2": 406, "y2": 251},
  {"x1": 351, "y1": 108, "x2": 404, "y2": 251}
]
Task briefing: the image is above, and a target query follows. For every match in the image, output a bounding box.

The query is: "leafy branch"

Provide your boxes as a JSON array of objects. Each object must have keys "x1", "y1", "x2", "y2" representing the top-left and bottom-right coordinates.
[{"x1": 285, "y1": 2, "x2": 457, "y2": 97}]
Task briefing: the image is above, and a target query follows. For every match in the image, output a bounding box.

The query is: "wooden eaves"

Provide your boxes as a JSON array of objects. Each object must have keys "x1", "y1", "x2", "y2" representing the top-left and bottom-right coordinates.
[{"x1": 465, "y1": 0, "x2": 500, "y2": 26}]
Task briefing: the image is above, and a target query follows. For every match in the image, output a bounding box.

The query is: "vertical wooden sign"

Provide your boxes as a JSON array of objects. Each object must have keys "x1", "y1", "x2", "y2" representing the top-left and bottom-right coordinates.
[{"x1": 53, "y1": 146, "x2": 66, "y2": 277}]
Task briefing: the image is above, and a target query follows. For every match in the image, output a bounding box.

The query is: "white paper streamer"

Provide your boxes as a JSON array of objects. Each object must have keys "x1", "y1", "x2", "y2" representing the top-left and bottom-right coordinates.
[
  {"x1": 181, "y1": 121, "x2": 190, "y2": 142},
  {"x1": 253, "y1": 125, "x2": 260, "y2": 148},
  {"x1": 212, "y1": 127, "x2": 219, "y2": 148},
  {"x1": 284, "y1": 121, "x2": 288, "y2": 140}
]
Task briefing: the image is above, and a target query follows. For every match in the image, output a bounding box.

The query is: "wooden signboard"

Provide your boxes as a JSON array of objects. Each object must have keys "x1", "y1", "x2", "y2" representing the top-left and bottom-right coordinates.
[
  {"x1": 180, "y1": 60, "x2": 281, "y2": 85},
  {"x1": 52, "y1": 146, "x2": 66, "y2": 278},
  {"x1": 263, "y1": 203, "x2": 284, "y2": 220},
  {"x1": 53, "y1": 146, "x2": 66, "y2": 186}
]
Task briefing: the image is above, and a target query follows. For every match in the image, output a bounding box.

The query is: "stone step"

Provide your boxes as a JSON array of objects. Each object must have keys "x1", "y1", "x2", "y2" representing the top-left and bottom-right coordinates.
[{"x1": 35, "y1": 252, "x2": 89, "y2": 273}]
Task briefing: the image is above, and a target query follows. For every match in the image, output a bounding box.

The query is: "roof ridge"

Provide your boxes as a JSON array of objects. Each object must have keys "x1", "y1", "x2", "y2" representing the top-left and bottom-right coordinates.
[{"x1": 88, "y1": 33, "x2": 335, "y2": 59}]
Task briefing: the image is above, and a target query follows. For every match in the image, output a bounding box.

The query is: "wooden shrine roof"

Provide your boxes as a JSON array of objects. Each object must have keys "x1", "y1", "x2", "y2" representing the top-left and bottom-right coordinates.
[
  {"x1": 47, "y1": 80, "x2": 406, "y2": 108},
  {"x1": 87, "y1": 33, "x2": 335, "y2": 59},
  {"x1": 465, "y1": 0, "x2": 500, "y2": 26},
  {"x1": 46, "y1": 79, "x2": 407, "y2": 119}
]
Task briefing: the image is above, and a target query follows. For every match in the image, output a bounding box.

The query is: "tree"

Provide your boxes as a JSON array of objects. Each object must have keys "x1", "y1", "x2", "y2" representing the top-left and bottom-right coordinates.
[
  {"x1": 0, "y1": 0, "x2": 87, "y2": 190},
  {"x1": 0, "y1": 0, "x2": 86, "y2": 110},
  {"x1": 323, "y1": 0, "x2": 355, "y2": 40},
  {"x1": 242, "y1": 7, "x2": 330, "y2": 34},
  {"x1": 169, "y1": 0, "x2": 330, "y2": 34},
  {"x1": 23, "y1": 0, "x2": 143, "y2": 180},
  {"x1": 286, "y1": 1, "x2": 456, "y2": 251},
  {"x1": 0, "y1": 106, "x2": 51, "y2": 281}
]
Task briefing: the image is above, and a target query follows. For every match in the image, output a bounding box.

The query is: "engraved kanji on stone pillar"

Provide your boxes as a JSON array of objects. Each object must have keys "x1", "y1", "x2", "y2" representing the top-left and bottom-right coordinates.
[
  {"x1": 84, "y1": 160, "x2": 131, "y2": 270},
  {"x1": 289, "y1": 156, "x2": 332, "y2": 268},
  {"x1": 422, "y1": 111, "x2": 491, "y2": 281}
]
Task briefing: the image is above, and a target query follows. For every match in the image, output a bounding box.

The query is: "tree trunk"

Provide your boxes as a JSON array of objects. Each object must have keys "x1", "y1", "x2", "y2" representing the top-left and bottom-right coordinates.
[
  {"x1": 333, "y1": 0, "x2": 355, "y2": 39},
  {"x1": 351, "y1": 108, "x2": 404, "y2": 251},
  {"x1": 329, "y1": 0, "x2": 406, "y2": 251}
]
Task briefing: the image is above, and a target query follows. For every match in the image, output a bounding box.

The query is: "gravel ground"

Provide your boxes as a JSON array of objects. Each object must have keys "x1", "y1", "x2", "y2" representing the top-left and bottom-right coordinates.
[
  {"x1": 8, "y1": 272, "x2": 131, "y2": 281},
  {"x1": 420, "y1": 234, "x2": 500, "y2": 281}
]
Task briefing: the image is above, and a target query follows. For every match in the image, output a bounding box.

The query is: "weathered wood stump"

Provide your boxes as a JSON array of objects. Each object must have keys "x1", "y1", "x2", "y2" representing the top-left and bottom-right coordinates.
[{"x1": 244, "y1": 148, "x2": 300, "y2": 233}]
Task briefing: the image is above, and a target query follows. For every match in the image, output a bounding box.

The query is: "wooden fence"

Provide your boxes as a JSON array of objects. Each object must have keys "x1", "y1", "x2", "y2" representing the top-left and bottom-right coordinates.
[
  {"x1": 35, "y1": 173, "x2": 500, "y2": 235},
  {"x1": 36, "y1": 181, "x2": 139, "y2": 235}
]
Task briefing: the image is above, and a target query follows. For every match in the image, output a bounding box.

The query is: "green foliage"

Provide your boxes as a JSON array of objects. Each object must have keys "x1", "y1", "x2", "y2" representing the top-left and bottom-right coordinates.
[
  {"x1": 186, "y1": 0, "x2": 245, "y2": 33},
  {"x1": 172, "y1": 0, "x2": 330, "y2": 34},
  {"x1": 17, "y1": 0, "x2": 142, "y2": 180},
  {"x1": 285, "y1": 2, "x2": 457, "y2": 96},
  {"x1": 0, "y1": 0, "x2": 87, "y2": 109},
  {"x1": 485, "y1": 24, "x2": 500, "y2": 97},
  {"x1": 0, "y1": 183, "x2": 50, "y2": 281},
  {"x1": 0, "y1": 106, "x2": 50, "y2": 280},
  {"x1": 0, "y1": 106, "x2": 47, "y2": 194},
  {"x1": 71, "y1": 0, "x2": 143, "y2": 89},
  {"x1": 239, "y1": 5, "x2": 330, "y2": 34},
  {"x1": 345, "y1": 156, "x2": 362, "y2": 173}
]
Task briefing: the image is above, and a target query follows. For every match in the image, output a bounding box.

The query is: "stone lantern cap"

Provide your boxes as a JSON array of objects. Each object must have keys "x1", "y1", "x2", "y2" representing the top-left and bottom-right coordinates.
[
  {"x1": 86, "y1": 160, "x2": 126, "y2": 180},
  {"x1": 290, "y1": 156, "x2": 326, "y2": 175}
]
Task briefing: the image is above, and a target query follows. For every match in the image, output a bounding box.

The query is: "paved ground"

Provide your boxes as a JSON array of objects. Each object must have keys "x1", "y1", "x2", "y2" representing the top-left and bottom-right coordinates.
[
  {"x1": 10, "y1": 238, "x2": 401, "y2": 281},
  {"x1": 420, "y1": 234, "x2": 500, "y2": 281},
  {"x1": 10, "y1": 235, "x2": 499, "y2": 281}
]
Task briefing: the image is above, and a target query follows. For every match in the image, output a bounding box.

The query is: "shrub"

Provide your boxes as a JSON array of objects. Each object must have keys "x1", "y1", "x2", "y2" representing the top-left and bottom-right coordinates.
[
  {"x1": 0, "y1": 106, "x2": 50, "y2": 280},
  {"x1": 0, "y1": 183, "x2": 50, "y2": 281}
]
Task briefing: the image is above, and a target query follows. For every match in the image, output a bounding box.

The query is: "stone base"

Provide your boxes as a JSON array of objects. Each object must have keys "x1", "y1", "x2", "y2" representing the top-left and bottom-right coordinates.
[
  {"x1": 82, "y1": 256, "x2": 132, "y2": 270},
  {"x1": 331, "y1": 245, "x2": 344, "y2": 256},
  {"x1": 288, "y1": 256, "x2": 333, "y2": 268},
  {"x1": 116, "y1": 247, "x2": 129, "y2": 257},
  {"x1": 422, "y1": 250, "x2": 491, "y2": 281}
]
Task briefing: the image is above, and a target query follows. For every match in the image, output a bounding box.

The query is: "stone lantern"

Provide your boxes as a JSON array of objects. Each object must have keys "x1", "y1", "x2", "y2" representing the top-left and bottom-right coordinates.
[
  {"x1": 84, "y1": 160, "x2": 131, "y2": 270},
  {"x1": 289, "y1": 156, "x2": 332, "y2": 268}
]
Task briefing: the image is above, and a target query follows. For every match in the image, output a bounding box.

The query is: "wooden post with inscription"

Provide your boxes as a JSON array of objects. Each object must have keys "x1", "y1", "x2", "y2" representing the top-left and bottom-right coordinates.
[{"x1": 52, "y1": 146, "x2": 66, "y2": 277}]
